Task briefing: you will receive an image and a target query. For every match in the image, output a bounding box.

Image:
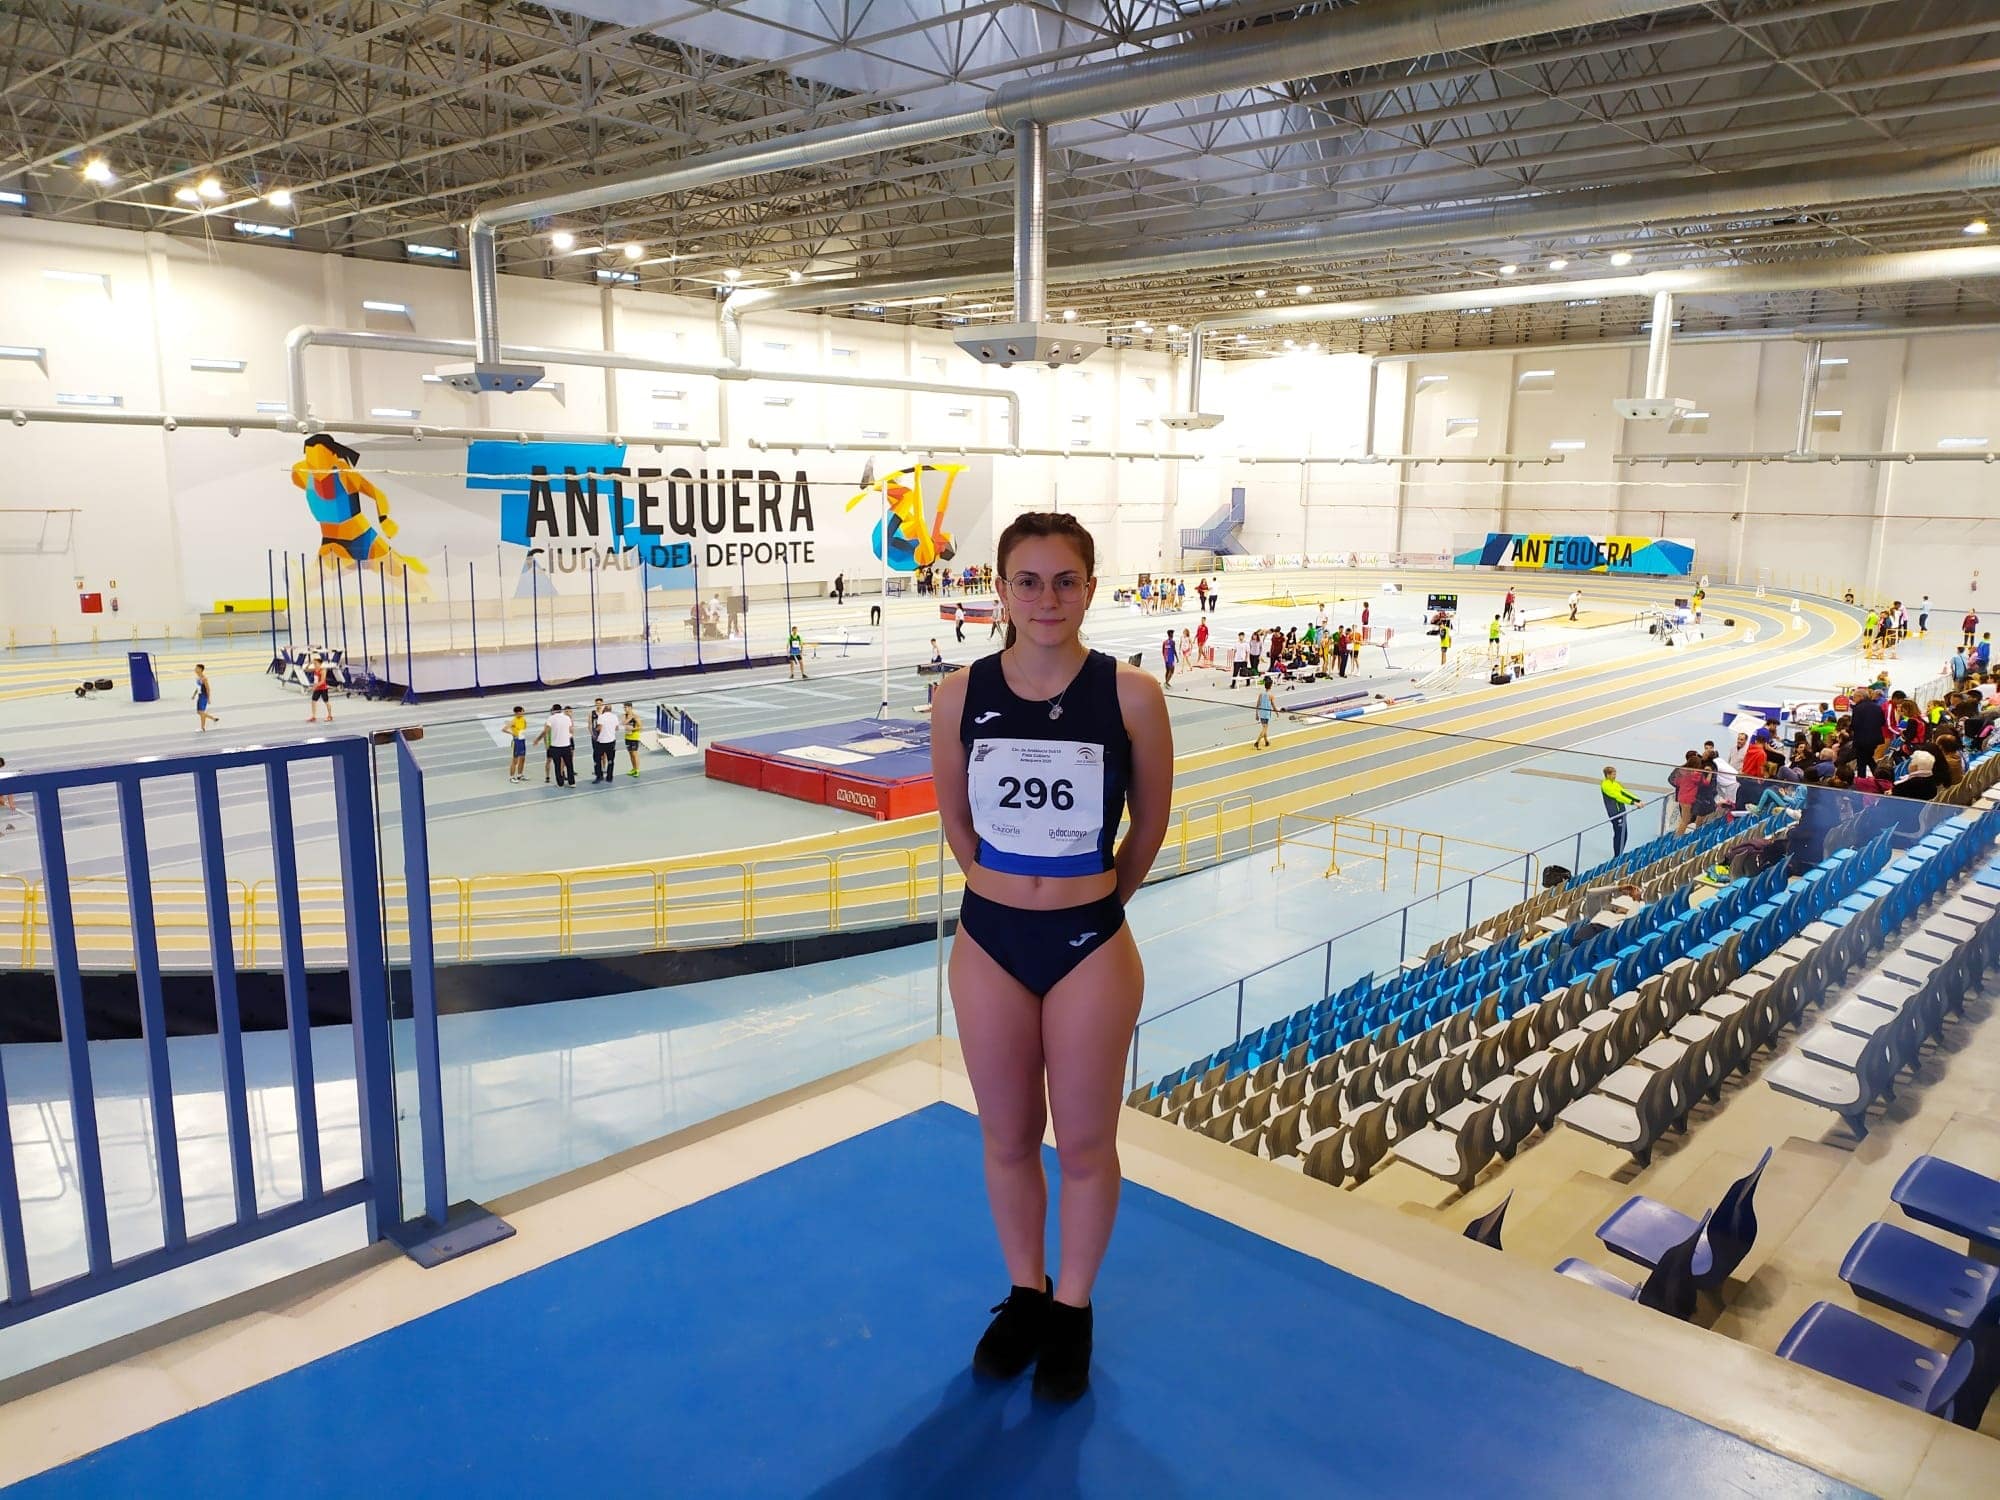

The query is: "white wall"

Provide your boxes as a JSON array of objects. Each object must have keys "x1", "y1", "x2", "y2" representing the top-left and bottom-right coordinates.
[
  {"x1": 9, "y1": 208, "x2": 2000, "y2": 639},
  {"x1": 1189, "y1": 326, "x2": 2000, "y2": 608},
  {"x1": 0, "y1": 218, "x2": 1185, "y2": 639}
]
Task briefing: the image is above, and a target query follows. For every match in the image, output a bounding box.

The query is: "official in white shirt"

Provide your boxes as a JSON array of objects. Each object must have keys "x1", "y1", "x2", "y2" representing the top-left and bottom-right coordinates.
[
  {"x1": 592, "y1": 704, "x2": 621, "y2": 782},
  {"x1": 535, "y1": 704, "x2": 576, "y2": 786}
]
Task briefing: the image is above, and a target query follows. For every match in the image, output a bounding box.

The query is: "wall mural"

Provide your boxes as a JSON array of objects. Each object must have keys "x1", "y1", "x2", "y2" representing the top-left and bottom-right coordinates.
[
  {"x1": 289, "y1": 433, "x2": 430, "y2": 589},
  {"x1": 843, "y1": 459, "x2": 967, "y2": 572}
]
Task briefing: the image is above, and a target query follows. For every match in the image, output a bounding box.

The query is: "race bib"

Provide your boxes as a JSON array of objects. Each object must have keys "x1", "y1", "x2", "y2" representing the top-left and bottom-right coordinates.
[{"x1": 968, "y1": 738, "x2": 1105, "y2": 864}]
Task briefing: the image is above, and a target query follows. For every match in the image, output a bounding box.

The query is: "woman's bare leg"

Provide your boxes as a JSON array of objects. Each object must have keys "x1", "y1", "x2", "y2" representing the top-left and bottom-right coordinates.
[
  {"x1": 950, "y1": 929, "x2": 1049, "y2": 1289},
  {"x1": 1041, "y1": 928, "x2": 1144, "y2": 1307}
]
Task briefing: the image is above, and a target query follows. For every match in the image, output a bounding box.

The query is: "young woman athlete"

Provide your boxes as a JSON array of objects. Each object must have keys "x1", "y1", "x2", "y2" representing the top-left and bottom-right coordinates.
[{"x1": 930, "y1": 511, "x2": 1172, "y2": 1403}]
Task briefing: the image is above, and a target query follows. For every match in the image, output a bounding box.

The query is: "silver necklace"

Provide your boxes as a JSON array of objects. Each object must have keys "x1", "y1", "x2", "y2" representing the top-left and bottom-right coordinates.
[{"x1": 1045, "y1": 683, "x2": 1070, "y2": 721}]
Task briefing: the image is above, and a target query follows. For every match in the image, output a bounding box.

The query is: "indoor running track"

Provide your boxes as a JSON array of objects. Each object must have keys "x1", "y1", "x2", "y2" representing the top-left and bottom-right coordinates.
[{"x1": 5, "y1": 1105, "x2": 1861, "y2": 1499}]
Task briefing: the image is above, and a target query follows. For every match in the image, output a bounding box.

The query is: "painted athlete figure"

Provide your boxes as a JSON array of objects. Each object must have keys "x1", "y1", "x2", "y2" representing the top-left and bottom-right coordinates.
[{"x1": 930, "y1": 511, "x2": 1173, "y2": 1402}]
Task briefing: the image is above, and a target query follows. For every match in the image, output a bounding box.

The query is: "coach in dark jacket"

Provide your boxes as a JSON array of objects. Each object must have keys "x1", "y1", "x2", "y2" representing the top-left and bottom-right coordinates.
[{"x1": 1849, "y1": 687, "x2": 1886, "y2": 774}]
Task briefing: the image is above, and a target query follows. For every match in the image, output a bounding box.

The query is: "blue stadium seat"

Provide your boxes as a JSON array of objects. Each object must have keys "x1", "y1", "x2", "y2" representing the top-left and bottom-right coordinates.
[
  {"x1": 1891, "y1": 1155, "x2": 2000, "y2": 1257},
  {"x1": 1462, "y1": 1191, "x2": 1511, "y2": 1249},
  {"x1": 1596, "y1": 1145, "x2": 1771, "y2": 1290},
  {"x1": 1555, "y1": 1209, "x2": 1707, "y2": 1320},
  {"x1": 1776, "y1": 1301, "x2": 1976, "y2": 1421}
]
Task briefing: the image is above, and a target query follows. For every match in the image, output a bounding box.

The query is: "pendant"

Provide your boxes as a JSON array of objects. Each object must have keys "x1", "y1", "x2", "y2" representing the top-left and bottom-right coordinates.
[{"x1": 1048, "y1": 704, "x2": 1064, "y2": 720}]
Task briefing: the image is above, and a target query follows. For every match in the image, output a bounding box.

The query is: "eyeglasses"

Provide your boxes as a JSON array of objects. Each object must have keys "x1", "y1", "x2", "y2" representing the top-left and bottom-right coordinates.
[{"x1": 1003, "y1": 571, "x2": 1088, "y2": 603}]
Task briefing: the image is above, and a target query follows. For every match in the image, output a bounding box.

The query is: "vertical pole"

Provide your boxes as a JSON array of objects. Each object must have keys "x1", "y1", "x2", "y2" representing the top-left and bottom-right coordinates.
[
  {"x1": 588, "y1": 552, "x2": 601, "y2": 682},
  {"x1": 350, "y1": 564, "x2": 365, "y2": 671},
  {"x1": 1465, "y1": 878, "x2": 1474, "y2": 929},
  {"x1": 266, "y1": 550, "x2": 280, "y2": 664},
  {"x1": 530, "y1": 554, "x2": 543, "y2": 686},
  {"x1": 330, "y1": 743, "x2": 401, "y2": 1241},
  {"x1": 282, "y1": 551, "x2": 294, "y2": 649},
  {"x1": 878, "y1": 474, "x2": 891, "y2": 716},
  {"x1": 691, "y1": 539, "x2": 704, "y2": 670},
  {"x1": 378, "y1": 560, "x2": 391, "y2": 690},
  {"x1": 1233, "y1": 979, "x2": 1245, "y2": 1047},
  {"x1": 394, "y1": 734, "x2": 449, "y2": 1227},
  {"x1": 468, "y1": 561, "x2": 481, "y2": 693},
  {"x1": 1399, "y1": 906, "x2": 1409, "y2": 967},
  {"x1": 641, "y1": 547, "x2": 653, "y2": 677},
  {"x1": 1795, "y1": 338, "x2": 1824, "y2": 457},
  {"x1": 402, "y1": 565, "x2": 417, "y2": 704},
  {"x1": 1014, "y1": 123, "x2": 1048, "y2": 325},
  {"x1": 1522, "y1": 854, "x2": 1531, "y2": 898},
  {"x1": 934, "y1": 821, "x2": 947, "y2": 1038},
  {"x1": 1322, "y1": 941, "x2": 1332, "y2": 1005},
  {"x1": 317, "y1": 552, "x2": 332, "y2": 650}
]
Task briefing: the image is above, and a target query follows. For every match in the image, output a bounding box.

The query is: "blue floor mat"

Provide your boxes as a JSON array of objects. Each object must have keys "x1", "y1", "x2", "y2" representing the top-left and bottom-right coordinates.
[{"x1": 10, "y1": 1104, "x2": 1861, "y2": 1499}]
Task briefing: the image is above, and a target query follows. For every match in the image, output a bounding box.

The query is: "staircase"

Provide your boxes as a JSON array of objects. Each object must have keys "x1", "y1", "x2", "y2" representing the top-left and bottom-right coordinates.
[{"x1": 1180, "y1": 486, "x2": 1247, "y2": 556}]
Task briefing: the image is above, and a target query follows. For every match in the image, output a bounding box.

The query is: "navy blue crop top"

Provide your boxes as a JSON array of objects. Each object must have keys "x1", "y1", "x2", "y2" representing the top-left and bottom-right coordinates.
[{"x1": 959, "y1": 649, "x2": 1132, "y2": 877}]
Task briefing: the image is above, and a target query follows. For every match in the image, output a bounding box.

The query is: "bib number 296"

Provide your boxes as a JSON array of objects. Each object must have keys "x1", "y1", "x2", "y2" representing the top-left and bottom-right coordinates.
[{"x1": 997, "y1": 775, "x2": 1074, "y2": 811}]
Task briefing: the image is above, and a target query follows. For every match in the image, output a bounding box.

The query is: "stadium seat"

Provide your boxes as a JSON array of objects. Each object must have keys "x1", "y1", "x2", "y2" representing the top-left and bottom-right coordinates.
[
  {"x1": 1555, "y1": 1209, "x2": 1707, "y2": 1320},
  {"x1": 1463, "y1": 1191, "x2": 1511, "y2": 1250},
  {"x1": 1891, "y1": 1155, "x2": 2000, "y2": 1256},
  {"x1": 1776, "y1": 1301, "x2": 1977, "y2": 1422},
  {"x1": 1596, "y1": 1146, "x2": 1771, "y2": 1289}
]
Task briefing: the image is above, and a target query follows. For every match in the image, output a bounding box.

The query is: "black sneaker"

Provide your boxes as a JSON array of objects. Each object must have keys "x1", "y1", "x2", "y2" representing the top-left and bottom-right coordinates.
[
  {"x1": 1033, "y1": 1299, "x2": 1092, "y2": 1403},
  {"x1": 972, "y1": 1278, "x2": 1051, "y2": 1380}
]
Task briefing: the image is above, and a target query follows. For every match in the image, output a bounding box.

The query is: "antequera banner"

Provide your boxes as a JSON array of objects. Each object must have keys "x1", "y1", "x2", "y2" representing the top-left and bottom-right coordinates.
[{"x1": 1454, "y1": 533, "x2": 1694, "y2": 577}]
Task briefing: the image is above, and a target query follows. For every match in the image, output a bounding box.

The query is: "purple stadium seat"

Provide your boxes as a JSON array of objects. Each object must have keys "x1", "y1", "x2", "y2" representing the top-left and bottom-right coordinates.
[
  {"x1": 1596, "y1": 1146, "x2": 1771, "y2": 1290},
  {"x1": 1890, "y1": 1155, "x2": 2000, "y2": 1255},
  {"x1": 1555, "y1": 1209, "x2": 1707, "y2": 1320},
  {"x1": 1776, "y1": 1301, "x2": 1976, "y2": 1422}
]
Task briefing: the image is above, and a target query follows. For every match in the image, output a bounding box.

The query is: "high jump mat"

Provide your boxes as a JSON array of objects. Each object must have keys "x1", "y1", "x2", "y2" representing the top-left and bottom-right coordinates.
[{"x1": 705, "y1": 716, "x2": 936, "y2": 820}]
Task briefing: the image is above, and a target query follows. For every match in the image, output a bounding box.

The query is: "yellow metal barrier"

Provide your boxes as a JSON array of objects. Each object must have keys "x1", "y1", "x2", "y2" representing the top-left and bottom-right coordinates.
[
  {"x1": 745, "y1": 855, "x2": 837, "y2": 939},
  {"x1": 565, "y1": 864, "x2": 668, "y2": 954},
  {"x1": 1171, "y1": 792, "x2": 1255, "y2": 872},
  {"x1": 662, "y1": 861, "x2": 752, "y2": 943},
  {"x1": 0, "y1": 875, "x2": 30, "y2": 968},
  {"x1": 833, "y1": 848, "x2": 922, "y2": 924},
  {"x1": 463, "y1": 872, "x2": 567, "y2": 959}
]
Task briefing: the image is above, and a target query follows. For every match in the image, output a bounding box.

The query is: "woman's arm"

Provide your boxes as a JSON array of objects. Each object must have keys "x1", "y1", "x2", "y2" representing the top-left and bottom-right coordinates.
[
  {"x1": 928, "y1": 670, "x2": 981, "y2": 874},
  {"x1": 1113, "y1": 663, "x2": 1175, "y2": 905}
]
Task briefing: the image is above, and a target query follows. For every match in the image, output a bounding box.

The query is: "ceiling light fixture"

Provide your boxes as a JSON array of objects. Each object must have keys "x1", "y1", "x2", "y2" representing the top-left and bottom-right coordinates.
[
  {"x1": 81, "y1": 158, "x2": 115, "y2": 185},
  {"x1": 1253, "y1": 288, "x2": 1268, "y2": 299},
  {"x1": 1609, "y1": 250, "x2": 1633, "y2": 267},
  {"x1": 1548, "y1": 257, "x2": 1568, "y2": 271},
  {"x1": 622, "y1": 242, "x2": 643, "y2": 260},
  {"x1": 174, "y1": 187, "x2": 201, "y2": 205},
  {"x1": 1061, "y1": 307, "x2": 1077, "y2": 321},
  {"x1": 1294, "y1": 284, "x2": 1313, "y2": 297},
  {"x1": 266, "y1": 188, "x2": 293, "y2": 209},
  {"x1": 1499, "y1": 264, "x2": 1518, "y2": 276},
  {"x1": 197, "y1": 176, "x2": 224, "y2": 201},
  {"x1": 550, "y1": 230, "x2": 575, "y2": 251},
  {"x1": 788, "y1": 269, "x2": 804, "y2": 284},
  {"x1": 723, "y1": 267, "x2": 742, "y2": 282},
  {"x1": 1967, "y1": 219, "x2": 1991, "y2": 237}
]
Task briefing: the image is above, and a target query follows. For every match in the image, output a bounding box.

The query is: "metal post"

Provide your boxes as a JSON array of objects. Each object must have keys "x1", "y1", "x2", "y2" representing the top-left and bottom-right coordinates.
[
  {"x1": 402, "y1": 566, "x2": 417, "y2": 704},
  {"x1": 530, "y1": 554, "x2": 543, "y2": 685},
  {"x1": 318, "y1": 552, "x2": 333, "y2": 650},
  {"x1": 641, "y1": 547, "x2": 653, "y2": 677},
  {"x1": 1129, "y1": 1030, "x2": 1141, "y2": 1096},
  {"x1": 393, "y1": 734, "x2": 448, "y2": 1226},
  {"x1": 588, "y1": 552, "x2": 601, "y2": 681},
  {"x1": 1322, "y1": 941, "x2": 1332, "y2": 1004},
  {"x1": 329, "y1": 744, "x2": 401, "y2": 1242},
  {"x1": 1233, "y1": 978, "x2": 1245, "y2": 1046},
  {"x1": 378, "y1": 560, "x2": 391, "y2": 691},
  {"x1": 1573, "y1": 830, "x2": 1582, "y2": 873},
  {"x1": 691, "y1": 539, "x2": 704, "y2": 670},
  {"x1": 1465, "y1": 879, "x2": 1474, "y2": 929},
  {"x1": 1522, "y1": 854, "x2": 1531, "y2": 898},
  {"x1": 282, "y1": 551, "x2": 294, "y2": 649},
  {"x1": 1643, "y1": 290, "x2": 1675, "y2": 399},
  {"x1": 934, "y1": 822, "x2": 947, "y2": 1038},
  {"x1": 351, "y1": 564, "x2": 366, "y2": 672},
  {"x1": 1398, "y1": 906, "x2": 1408, "y2": 966},
  {"x1": 441, "y1": 543, "x2": 454, "y2": 655},
  {"x1": 468, "y1": 561, "x2": 481, "y2": 693},
  {"x1": 266, "y1": 550, "x2": 280, "y2": 664}
]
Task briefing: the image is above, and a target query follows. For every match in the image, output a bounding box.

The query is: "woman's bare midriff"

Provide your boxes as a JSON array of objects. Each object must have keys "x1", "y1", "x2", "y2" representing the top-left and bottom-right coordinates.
[{"x1": 962, "y1": 866, "x2": 1119, "y2": 911}]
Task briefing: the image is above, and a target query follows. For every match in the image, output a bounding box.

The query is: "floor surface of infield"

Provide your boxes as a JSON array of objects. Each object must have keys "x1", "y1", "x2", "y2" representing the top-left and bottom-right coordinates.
[{"x1": 6, "y1": 1103, "x2": 1862, "y2": 1499}]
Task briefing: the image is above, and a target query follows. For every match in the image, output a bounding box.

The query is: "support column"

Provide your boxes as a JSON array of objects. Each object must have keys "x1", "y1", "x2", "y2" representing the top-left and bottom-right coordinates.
[
  {"x1": 1014, "y1": 123, "x2": 1048, "y2": 325},
  {"x1": 1794, "y1": 339, "x2": 1824, "y2": 456},
  {"x1": 1862, "y1": 337, "x2": 1913, "y2": 601}
]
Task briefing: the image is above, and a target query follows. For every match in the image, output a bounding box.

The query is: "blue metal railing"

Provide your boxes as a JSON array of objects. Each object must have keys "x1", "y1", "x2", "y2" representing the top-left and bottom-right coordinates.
[{"x1": 0, "y1": 732, "x2": 488, "y2": 1329}]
